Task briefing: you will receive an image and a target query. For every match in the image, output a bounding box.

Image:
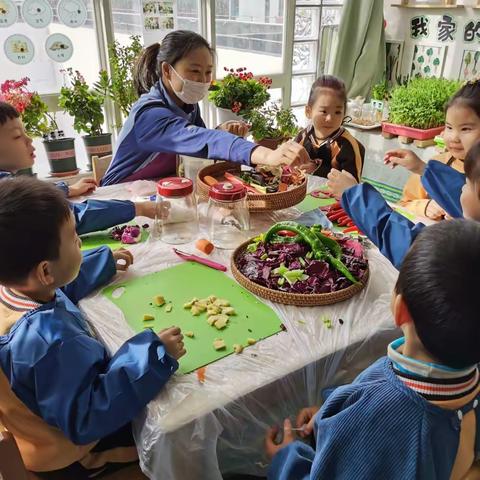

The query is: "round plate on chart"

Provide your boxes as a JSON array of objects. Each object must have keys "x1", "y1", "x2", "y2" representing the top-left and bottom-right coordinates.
[
  {"x1": 4, "y1": 34, "x2": 34, "y2": 65},
  {"x1": 21, "y1": 0, "x2": 53, "y2": 28},
  {"x1": 0, "y1": 0, "x2": 18, "y2": 28},
  {"x1": 45, "y1": 33, "x2": 73, "y2": 62},
  {"x1": 57, "y1": 0, "x2": 87, "y2": 28}
]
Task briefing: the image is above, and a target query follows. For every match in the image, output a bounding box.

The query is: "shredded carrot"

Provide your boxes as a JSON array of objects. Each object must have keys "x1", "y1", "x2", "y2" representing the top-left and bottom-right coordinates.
[{"x1": 197, "y1": 367, "x2": 206, "y2": 383}]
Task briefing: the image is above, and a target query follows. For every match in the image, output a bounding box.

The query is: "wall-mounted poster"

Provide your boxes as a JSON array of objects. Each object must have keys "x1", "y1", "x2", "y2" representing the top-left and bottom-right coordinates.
[
  {"x1": 459, "y1": 49, "x2": 480, "y2": 82},
  {"x1": 22, "y1": 0, "x2": 53, "y2": 28},
  {"x1": 4, "y1": 34, "x2": 34, "y2": 65},
  {"x1": 386, "y1": 40, "x2": 404, "y2": 86},
  {"x1": 410, "y1": 44, "x2": 447, "y2": 78},
  {"x1": 46, "y1": 33, "x2": 73, "y2": 62},
  {"x1": 142, "y1": 0, "x2": 176, "y2": 44},
  {"x1": 57, "y1": 0, "x2": 87, "y2": 28},
  {"x1": 0, "y1": 0, "x2": 18, "y2": 28}
]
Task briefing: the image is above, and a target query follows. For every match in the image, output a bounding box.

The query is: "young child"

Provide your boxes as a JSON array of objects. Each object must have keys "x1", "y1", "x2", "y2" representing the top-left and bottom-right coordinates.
[
  {"x1": 294, "y1": 75, "x2": 365, "y2": 181},
  {"x1": 326, "y1": 139, "x2": 480, "y2": 269},
  {"x1": 397, "y1": 79, "x2": 480, "y2": 220},
  {"x1": 0, "y1": 101, "x2": 165, "y2": 235},
  {"x1": 266, "y1": 219, "x2": 480, "y2": 480},
  {"x1": 102, "y1": 30, "x2": 309, "y2": 185},
  {"x1": 0, "y1": 177, "x2": 185, "y2": 478}
]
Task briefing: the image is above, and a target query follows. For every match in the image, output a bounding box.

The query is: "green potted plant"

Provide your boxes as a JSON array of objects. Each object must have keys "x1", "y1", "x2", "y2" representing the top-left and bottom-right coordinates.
[
  {"x1": 243, "y1": 103, "x2": 300, "y2": 149},
  {"x1": 0, "y1": 77, "x2": 73, "y2": 177},
  {"x1": 383, "y1": 77, "x2": 460, "y2": 141},
  {"x1": 209, "y1": 67, "x2": 272, "y2": 124},
  {"x1": 95, "y1": 35, "x2": 143, "y2": 124},
  {"x1": 59, "y1": 68, "x2": 111, "y2": 171}
]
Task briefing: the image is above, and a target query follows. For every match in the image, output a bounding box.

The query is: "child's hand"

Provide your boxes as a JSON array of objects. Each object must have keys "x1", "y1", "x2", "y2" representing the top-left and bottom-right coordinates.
[
  {"x1": 218, "y1": 120, "x2": 250, "y2": 137},
  {"x1": 158, "y1": 327, "x2": 186, "y2": 359},
  {"x1": 296, "y1": 406, "x2": 320, "y2": 438},
  {"x1": 425, "y1": 200, "x2": 446, "y2": 220},
  {"x1": 327, "y1": 169, "x2": 358, "y2": 200},
  {"x1": 112, "y1": 248, "x2": 134, "y2": 271},
  {"x1": 384, "y1": 149, "x2": 426, "y2": 175},
  {"x1": 135, "y1": 201, "x2": 170, "y2": 219},
  {"x1": 265, "y1": 419, "x2": 296, "y2": 460},
  {"x1": 68, "y1": 178, "x2": 97, "y2": 198}
]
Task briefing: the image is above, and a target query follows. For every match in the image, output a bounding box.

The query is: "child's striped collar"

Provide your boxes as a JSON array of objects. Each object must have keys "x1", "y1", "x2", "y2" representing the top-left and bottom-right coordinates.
[
  {"x1": 388, "y1": 338, "x2": 479, "y2": 401},
  {"x1": 0, "y1": 286, "x2": 42, "y2": 312}
]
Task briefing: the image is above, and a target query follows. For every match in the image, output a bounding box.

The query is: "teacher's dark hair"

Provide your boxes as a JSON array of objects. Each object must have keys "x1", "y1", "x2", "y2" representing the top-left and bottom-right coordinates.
[{"x1": 133, "y1": 30, "x2": 214, "y2": 96}]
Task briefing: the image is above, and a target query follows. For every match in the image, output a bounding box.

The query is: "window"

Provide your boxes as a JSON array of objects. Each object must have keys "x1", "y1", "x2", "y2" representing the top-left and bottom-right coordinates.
[{"x1": 215, "y1": 0, "x2": 284, "y2": 77}]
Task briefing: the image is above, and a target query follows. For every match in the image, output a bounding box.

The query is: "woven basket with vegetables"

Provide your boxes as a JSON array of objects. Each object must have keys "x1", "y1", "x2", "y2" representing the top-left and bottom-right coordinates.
[{"x1": 231, "y1": 221, "x2": 369, "y2": 306}]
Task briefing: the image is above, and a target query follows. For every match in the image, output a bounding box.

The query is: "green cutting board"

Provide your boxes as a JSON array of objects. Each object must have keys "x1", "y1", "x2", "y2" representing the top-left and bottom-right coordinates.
[
  {"x1": 103, "y1": 262, "x2": 283, "y2": 374},
  {"x1": 297, "y1": 195, "x2": 336, "y2": 213},
  {"x1": 80, "y1": 225, "x2": 149, "y2": 251}
]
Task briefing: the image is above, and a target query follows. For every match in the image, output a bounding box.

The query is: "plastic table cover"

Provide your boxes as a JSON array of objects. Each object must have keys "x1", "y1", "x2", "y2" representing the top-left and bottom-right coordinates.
[{"x1": 77, "y1": 177, "x2": 400, "y2": 480}]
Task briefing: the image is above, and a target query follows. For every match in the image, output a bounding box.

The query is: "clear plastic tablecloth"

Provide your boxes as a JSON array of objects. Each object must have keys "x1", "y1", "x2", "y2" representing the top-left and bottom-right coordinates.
[{"x1": 77, "y1": 178, "x2": 400, "y2": 480}]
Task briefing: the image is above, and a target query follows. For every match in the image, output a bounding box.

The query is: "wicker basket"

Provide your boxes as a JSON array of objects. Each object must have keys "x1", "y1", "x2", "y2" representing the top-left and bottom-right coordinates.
[
  {"x1": 197, "y1": 162, "x2": 307, "y2": 212},
  {"x1": 231, "y1": 240, "x2": 369, "y2": 306}
]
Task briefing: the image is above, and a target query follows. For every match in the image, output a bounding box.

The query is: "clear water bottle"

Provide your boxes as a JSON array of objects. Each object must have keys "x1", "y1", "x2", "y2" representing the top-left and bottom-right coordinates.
[
  {"x1": 156, "y1": 177, "x2": 198, "y2": 244},
  {"x1": 207, "y1": 182, "x2": 250, "y2": 249}
]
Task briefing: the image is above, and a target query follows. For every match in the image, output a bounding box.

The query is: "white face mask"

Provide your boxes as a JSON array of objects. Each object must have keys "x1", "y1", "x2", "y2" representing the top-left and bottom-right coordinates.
[{"x1": 168, "y1": 65, "x2": 210, "y2": 104}]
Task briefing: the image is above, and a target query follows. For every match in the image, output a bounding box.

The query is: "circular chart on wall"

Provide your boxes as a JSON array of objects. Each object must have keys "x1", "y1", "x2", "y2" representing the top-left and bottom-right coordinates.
[
  {"x1": 57, "y1": 0, "x2": 87, "y2": 28},
  {"x1": 45, "y1": 33, "x2": 74, "y2": 62},
  {"x1": 4, "y1": 34, "x2": 35, "y2": 64},
  {"x1": 21, "y1": 0, "x2": 53, "y2": 28},
  {"x1": 0, "y1": 0, "x2": 18, "y2": 28}
]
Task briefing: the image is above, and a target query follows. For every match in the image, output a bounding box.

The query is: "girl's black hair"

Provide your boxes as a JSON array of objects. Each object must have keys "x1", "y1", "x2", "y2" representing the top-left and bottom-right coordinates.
[
  {"x1": 446, "y1": 79, "x2": 480, "y2": 119},
  {"x1": 133, "y1": 30, "x2": 214, "y2": 96},
  {"x1": 464, "y1": 139, "x2": 480, "y2": 188},
  {"x1": 307, "y1": 75, "x2": 347, "y2": 110}
]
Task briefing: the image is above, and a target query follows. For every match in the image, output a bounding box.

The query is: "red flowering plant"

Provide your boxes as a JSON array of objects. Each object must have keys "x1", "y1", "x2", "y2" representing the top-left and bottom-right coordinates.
[
  {"x1": 208, "y1": 67, "x2": 272, "y2": 116},
  {"x1": 0, "y1": 77, "x2": 56, "y2": 137}
]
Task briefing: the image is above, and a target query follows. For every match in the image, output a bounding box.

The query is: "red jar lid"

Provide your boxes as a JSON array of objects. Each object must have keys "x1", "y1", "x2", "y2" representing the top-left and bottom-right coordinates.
[
  {"x1": 209, "y1": 182, "x2": 247, "y2": 201},
  {"x1": 157, "y1": 177, "x2": 193, "y2": 197}
]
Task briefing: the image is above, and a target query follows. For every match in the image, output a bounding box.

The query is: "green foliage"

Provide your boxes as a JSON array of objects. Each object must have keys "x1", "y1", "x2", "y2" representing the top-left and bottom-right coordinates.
[
  {"x1": 243, "y1": 103, "x2": 300, "y2": 141},
  {"x1": 59, "y1": 68, "x2": 106, "y2": 136},
  {"x1": 208, "y1": 67, "x2": 271, "y2": 114},
  {"x1": 371, "y1": 79, "x2": 389, "y2": 101},
  {"x1": 23, "y1": 93, "x2": 57, "y2": 137},
  {"x1": 388, "y1": 77, "x2": 461, "y2": 129},
  {"x1": 95, "y1": 35, "x2": 143, "y2": 118}
]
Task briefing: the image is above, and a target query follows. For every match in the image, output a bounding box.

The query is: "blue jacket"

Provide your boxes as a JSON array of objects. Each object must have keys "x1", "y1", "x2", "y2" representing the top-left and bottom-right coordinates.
[
  {"x1": 341, "y1": 160, "x2": 464, "y2": 269},
  {"x1": 101, "y1": 80, "x2": 256, "y2": 185},
  {"x1": 268, "y1": 357, "x2": 480, "y2": 480},
  {"x1": 0, "y1": 171, "x2": 136, "y2": 235},
  {"x1": 0, "y1": 247, "x2": 178, "y2": 445}
]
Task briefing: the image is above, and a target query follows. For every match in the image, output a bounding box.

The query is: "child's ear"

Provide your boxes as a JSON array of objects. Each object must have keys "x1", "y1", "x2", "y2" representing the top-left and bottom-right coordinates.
[
  {"x1": 305, "y1": 104, "x2": 312, "y2": 120},
  {"x1": 36, "y1": 261, "x2": 55, "y2": 287},
  {"x1": 161, "y1": 62, "x2": 171, "y2": 82},
  {"x1": 393, "y1": 294, "x2": 413, "y2": 328}
]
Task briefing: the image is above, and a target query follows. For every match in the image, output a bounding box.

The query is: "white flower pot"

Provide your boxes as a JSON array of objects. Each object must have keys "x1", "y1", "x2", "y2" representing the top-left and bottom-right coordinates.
[{"x1": 217, "y1": 107, "x2": 244, "y2": 125}]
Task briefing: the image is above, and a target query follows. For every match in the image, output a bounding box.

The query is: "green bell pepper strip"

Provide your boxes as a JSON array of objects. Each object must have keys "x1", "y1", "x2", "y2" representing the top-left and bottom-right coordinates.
[
  {"x1": 310, "y1": 227, "x2": 343, "y2": 260},
  {"x1": 264, "y1": 222, "x2": 358, "y2": 283}
]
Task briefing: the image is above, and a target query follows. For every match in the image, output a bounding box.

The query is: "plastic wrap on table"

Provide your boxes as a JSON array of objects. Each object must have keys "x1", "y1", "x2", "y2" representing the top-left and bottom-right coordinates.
[{"x1": 78, "y1": 186, "x2": 400, "y2": 480}]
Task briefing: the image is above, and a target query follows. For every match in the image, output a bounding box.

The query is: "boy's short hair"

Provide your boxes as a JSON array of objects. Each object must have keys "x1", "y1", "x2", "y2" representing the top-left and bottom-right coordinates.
[
  {"x1": 0, "y1": 101, "x2": 19, "y2": 126},
  {"x1": 0, "y1": 177, "x2": 71, "y2": 284},
  {"x1": 464, "y1": 139, "x2": 480, "y2": 189},
  {"x1": 396, "y1": 219, "x2": 480, "y2": 369}
]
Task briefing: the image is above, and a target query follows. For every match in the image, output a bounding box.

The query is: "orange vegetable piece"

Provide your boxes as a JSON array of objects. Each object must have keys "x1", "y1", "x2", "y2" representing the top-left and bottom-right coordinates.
[
  {"x1": 197, "y1": 367, "x2": 206, "y2": 383},
  {"x1": 278, "y1": 182, "x2": 288, "y2": 192},
  {"x1": 204, "y1": 175, "x2": 218, "y2": 186},
  {"x1": 196, "y1": 238, "x2": 214, "y2": 255}
]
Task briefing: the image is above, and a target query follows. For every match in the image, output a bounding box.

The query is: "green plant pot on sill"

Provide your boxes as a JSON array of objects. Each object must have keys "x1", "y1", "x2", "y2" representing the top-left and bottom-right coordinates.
[
  {"x1": 83, "y1": 133, "x2": 112, "y2": 171},
  {"x1": 43, "y1": 137, "x2": 78, "y2": 177}
]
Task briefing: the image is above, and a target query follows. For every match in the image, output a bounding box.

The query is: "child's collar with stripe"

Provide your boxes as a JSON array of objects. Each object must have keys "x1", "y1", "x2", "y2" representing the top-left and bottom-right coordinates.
[
  {"x1": 0, "y1": 286, "x2": 42, "y2": 312},
  {"x1": 388, "y1": 337, "x2": 479, "y2": 401}
]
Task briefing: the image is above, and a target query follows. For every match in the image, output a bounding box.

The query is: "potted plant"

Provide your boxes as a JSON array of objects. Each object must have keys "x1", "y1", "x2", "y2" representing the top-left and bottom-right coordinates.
[
  {"x1": 370, "y1": 79, "x2": 389, "y2": 122},
  {"x1": 95, "y1": 35, "x2": 143, "y2": 125},
  {"x1": 209, "y1": 67, "x2": 272, "y2": 124},
  {"x1": 0, "y1": 78, "x2": 75, "y2": 177},
  {"x1": 383, "y1": 77, "x2": 460, "y2": 141},
  {"x1": 59, "y1": 68, "x2": 111, "y2": 171},
  {"x1": 243, "y1": 103, "x2": 300, "y2": 149}
]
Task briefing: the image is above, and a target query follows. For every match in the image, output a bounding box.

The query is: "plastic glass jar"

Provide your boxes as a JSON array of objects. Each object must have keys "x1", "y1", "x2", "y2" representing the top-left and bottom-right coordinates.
[
  {"x1": 207, "y1": 182, "x2": 250, "y2": 249},
  {"x1": 156, "y1": 177, "x2": 198, "y2": 244}
]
